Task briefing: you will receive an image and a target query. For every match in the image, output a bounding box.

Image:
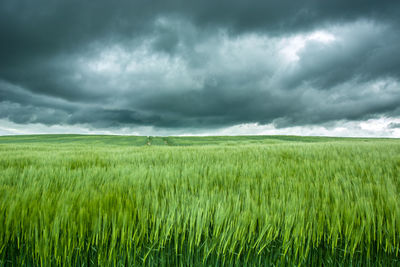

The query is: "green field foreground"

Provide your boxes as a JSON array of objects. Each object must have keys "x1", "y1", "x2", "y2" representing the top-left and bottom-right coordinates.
[{"x1": 0, "y1": 135, "x2": 399, "y2": 266}]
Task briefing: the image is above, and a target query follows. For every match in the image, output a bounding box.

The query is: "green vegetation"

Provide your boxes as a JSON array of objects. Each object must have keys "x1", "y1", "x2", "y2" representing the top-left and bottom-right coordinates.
[{"x1": 0, "y1": 135, "x2": 399, "y2": 266}]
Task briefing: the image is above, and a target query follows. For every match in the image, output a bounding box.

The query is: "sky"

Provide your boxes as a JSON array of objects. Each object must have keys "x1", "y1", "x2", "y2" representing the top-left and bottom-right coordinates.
[{"x1": 1, "y1": 1, "x2": 400, "y2": 137}]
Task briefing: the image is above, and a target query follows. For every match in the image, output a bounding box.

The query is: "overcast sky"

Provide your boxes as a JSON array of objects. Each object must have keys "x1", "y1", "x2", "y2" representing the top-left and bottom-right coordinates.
[{"x1": 1, "y1": 1, "x2": 400, "y2": 137}]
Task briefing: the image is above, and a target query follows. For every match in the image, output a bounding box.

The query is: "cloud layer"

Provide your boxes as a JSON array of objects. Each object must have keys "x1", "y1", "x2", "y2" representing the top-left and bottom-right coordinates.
[{"x1": 1, "y1": 0, "x2": 400, "y2": 135}]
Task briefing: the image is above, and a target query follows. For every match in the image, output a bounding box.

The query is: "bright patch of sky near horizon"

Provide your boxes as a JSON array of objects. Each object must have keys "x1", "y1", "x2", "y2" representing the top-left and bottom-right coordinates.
[{"x1": 1, "y1": 117, "x2": 400, "y2": 138}]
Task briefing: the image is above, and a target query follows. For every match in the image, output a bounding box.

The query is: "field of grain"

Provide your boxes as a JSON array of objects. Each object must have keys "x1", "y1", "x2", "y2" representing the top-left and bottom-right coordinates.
[{"x1": 0, "y1": 135, "x2": 399, "y2": 266}]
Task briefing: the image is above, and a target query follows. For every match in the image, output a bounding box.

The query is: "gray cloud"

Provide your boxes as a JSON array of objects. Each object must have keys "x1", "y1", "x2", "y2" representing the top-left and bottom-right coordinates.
[
  {"x1": 285, "y1": 22, "x2": 400, "y2": 89},
  {"x1": 388, "y1": 122, "x2": 400, "y2": 129},
  {"x1": 1, "y1": 0, "x2": 400, "y2": 131}
]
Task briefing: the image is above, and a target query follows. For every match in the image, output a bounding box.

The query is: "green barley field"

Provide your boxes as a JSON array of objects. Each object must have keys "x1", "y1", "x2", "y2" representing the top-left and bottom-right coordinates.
[{"x1": 0, "y1": 135, "x2": 399, "y2": 266}]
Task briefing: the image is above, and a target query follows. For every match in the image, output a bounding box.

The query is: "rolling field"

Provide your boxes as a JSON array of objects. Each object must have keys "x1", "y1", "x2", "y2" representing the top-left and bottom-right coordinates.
[{"x1": 0, "y1": 135, "x2": 399, "y2": 266}]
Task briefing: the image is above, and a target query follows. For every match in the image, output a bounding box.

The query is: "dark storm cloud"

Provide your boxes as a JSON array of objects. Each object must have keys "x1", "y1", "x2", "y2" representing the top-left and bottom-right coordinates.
[
  {"x1": 388, "y1": 123, "x2": 400, "y2": 129},
  {"x1": 285, "y1": 22, "x2": 400, "y2": 89},
  {"x1": 1, "y1": 0, "x2": 400, "y2": 130}
]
